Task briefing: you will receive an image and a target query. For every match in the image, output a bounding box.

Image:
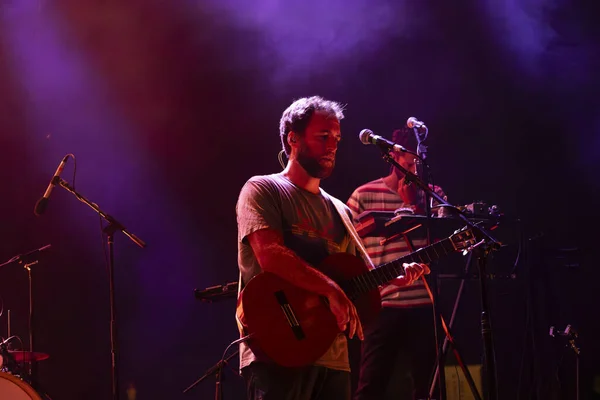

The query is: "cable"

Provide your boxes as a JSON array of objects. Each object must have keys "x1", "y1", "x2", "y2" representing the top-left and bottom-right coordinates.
[
  {"x1": 412, "y1": 125, "x2": 429, "y2": 143},
  {"x1": 69, "y1": 153, "x2": 77, "y2": 190},
  {"x1": 278, "y1": 150, "x2": 287, "y2": 170},
  {"x1": 220, "y1": 335, "x2": 251, "y2": 366},
  {"x1": 214, "y1": 335, "x2": 252, "y2": 399},
  {"x1": 100, "y1": 217, "x2": 110, "y2": 274}
]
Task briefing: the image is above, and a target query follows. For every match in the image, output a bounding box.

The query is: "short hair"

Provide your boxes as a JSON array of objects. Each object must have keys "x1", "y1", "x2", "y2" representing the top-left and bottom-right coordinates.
[{"x1": 279, "y1": 96, "x2": 345, "y2": 156}]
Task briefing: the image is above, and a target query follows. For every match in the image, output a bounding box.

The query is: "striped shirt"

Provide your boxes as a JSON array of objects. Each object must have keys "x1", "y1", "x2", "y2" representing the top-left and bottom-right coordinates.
[{"x1": 347, "y1": 178, "x2": 432, "y2": 308}]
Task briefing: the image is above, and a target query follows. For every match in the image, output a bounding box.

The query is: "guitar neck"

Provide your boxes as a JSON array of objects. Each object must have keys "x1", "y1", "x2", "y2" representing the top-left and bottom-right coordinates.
[{"x1": 349, "y1": 237, "x2": 457, "y2": 295}]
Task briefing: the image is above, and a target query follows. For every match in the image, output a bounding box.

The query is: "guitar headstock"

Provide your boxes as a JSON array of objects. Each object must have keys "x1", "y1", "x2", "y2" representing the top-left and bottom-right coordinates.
[{"x1": 449, "y1": 226, "x2": 478, "y2": 253}]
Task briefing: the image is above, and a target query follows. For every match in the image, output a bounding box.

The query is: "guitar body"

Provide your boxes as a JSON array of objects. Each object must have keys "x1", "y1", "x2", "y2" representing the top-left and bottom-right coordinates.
[{"x1": 238, "y1": 252, "x2": 381, "y2": 368}]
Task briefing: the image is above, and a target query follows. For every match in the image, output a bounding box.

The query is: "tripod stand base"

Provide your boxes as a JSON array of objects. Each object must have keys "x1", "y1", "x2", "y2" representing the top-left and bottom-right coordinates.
[{"x1": 183, "y1": 350, "x2": 239, "y2": 397}]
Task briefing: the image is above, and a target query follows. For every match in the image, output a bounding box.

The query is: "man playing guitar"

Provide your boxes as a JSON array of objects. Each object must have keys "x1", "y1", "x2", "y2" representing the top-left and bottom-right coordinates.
[{"x1": 235, "y1": 96, "x2": 430, "y2": 400}]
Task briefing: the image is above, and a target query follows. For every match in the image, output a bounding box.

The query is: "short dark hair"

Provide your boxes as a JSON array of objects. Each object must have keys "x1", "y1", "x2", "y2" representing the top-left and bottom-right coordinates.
[{"x1": 279, "y1": 96, "x2": 345, "y2": 156}]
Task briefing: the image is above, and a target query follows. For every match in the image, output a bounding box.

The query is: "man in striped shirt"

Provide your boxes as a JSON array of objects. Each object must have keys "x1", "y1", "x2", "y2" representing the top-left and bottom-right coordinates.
[{"x1": 348, "y1": 128, "x2": 447, "y2": 400}]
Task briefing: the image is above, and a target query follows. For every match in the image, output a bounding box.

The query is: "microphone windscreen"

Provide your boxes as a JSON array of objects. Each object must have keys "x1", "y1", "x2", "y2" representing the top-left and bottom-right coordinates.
[
  {"x1": 34, "y1": 197, "x2": 48, "y2": 216},
  {"x1": 359, "y1": 129, "x2": 373, "y2": 145}
]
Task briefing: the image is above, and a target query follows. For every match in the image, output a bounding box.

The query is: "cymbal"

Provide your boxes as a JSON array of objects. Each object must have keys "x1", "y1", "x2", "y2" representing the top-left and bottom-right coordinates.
[{"x1": 7, "y1": 351, "x2": 50, "y2": 362}]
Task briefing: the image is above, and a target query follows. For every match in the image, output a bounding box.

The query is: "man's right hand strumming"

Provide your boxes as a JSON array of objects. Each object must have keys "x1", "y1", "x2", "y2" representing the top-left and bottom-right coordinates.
[
  {"x1": 326, "y1": 286, "x2": 364, "y2": 341},
  {"x1": 248, "y1": 228, "x2": 366, "y2": 341}
]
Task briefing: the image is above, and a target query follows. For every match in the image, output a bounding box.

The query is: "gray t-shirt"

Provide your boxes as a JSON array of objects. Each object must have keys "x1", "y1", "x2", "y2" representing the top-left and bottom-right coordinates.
[{"x1": 236, "y1": 173, "x2": 356, "y2": 371}]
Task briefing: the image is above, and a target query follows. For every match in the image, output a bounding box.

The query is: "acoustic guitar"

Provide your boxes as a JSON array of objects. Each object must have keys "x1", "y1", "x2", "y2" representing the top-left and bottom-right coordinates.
[{"x1": 237, "y1": 227, "x2": 477, "y2": 367}]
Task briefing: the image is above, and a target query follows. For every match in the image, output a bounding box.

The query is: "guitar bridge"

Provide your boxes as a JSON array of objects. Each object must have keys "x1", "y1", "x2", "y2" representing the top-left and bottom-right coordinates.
[{"x1": 274, "y1": 291, "x2": 306, "y2": 341}]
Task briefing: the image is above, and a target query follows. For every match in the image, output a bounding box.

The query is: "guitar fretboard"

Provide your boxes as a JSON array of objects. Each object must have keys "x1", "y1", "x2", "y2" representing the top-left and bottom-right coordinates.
[{"x1": 347, "y1": 236, "x2": 458, "y2": 296}]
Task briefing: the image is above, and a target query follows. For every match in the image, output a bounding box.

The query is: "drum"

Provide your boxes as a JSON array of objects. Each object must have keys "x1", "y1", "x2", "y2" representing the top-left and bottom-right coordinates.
[{"x1": 0, "y1": 371, "x2": 42, "y2": 400}]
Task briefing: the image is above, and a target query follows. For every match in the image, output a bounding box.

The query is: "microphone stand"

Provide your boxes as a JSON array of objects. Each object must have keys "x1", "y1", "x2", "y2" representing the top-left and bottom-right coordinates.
[
  {"x1": 182, "y1": 350, "x2": 239, "y2": 399},
  {"x1": 374, "y1": 143, "x2": 501, "y2": 400},
  {"x1": 54, "y1": 177, "x2": 146, "y2": 400},
  {"x1": 413, "y1": 130, "x2": 450, "y2": 400}
]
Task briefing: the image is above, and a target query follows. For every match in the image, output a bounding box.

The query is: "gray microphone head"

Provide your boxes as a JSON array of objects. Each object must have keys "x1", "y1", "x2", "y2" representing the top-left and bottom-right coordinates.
[
  {"x1": 406, "y1": 117, "x2": 425, "y2": 129},
  {"x1": 359, "y1": 129, "x2": 373, "y2": 145}
]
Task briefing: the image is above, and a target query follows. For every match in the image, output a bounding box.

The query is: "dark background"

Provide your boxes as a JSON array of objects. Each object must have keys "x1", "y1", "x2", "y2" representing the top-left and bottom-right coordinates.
[{"x1": 0, "y1": 1, "x2": 598, "y2": 399}]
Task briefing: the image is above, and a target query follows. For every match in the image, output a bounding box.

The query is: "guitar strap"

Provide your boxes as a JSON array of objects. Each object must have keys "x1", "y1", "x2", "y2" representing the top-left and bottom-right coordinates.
[{"x1": 323, "y1": 190, "x2": 376, "y2": 270}]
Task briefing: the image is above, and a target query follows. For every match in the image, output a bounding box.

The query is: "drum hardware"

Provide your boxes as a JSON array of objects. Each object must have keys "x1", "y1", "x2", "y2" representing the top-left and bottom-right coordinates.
[
  {"x1": 0, "y1": 338, "x2": 52, "y2": 399},
  {"x1": 0, "y1": 245, "x2": 52, "y2": 383},
  {"x1": 1, "y1": 336, "x2": 23, "y2": 375},
  {"x1": 0, "y1": 371, "x2": 44, "y2": 400},
  {"x1": 8, "y1": 351, "x2": 50, "y2": 363}
]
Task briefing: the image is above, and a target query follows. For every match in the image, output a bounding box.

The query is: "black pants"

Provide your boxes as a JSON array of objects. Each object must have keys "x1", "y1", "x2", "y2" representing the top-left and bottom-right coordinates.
[
  {"x1": 354, "y1": 306, "x2": 437, "y2": 400},
  {"x1": 242, "y1": 362, "x2": 351, "y2": 400}
]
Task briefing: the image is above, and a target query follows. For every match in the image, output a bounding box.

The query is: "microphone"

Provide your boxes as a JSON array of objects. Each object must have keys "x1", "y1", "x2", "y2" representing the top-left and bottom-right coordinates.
[
  {"x1": 34, "y1": 155, "x2": 69, "y2": 216},
  {"x1": 194, "y1": 281, "x2": 238, "y2": 303},
  {"x1": 359, "y1": 129, "x2": 408, "y2": 154},
  {"x1": 406, "y1": 117, "x2": 427, "y2": 130}
]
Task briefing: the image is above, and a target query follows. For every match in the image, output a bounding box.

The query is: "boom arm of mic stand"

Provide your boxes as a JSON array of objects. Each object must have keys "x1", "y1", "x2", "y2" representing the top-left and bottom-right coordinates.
[
  {"x1": 55, "y1": 177, "x2": 146, "y2": 248},
  {"x1": 0, "y1": 244, "x2": 52, "y2": 269}
]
